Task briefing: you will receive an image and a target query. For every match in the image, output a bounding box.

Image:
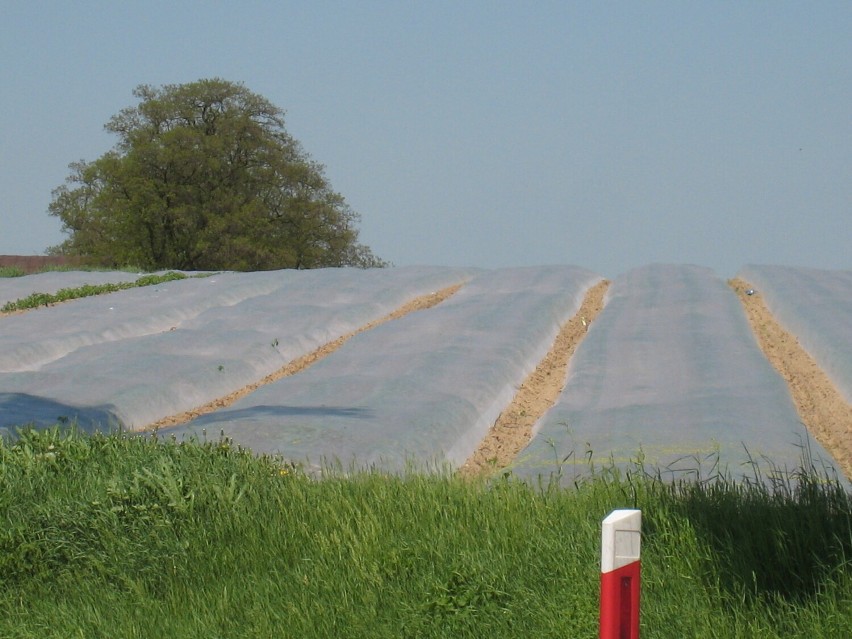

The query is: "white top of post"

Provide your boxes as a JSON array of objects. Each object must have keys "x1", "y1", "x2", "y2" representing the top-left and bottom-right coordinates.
[{"x1": 601, "y1": 509, "x2": 642, "y2": 573}]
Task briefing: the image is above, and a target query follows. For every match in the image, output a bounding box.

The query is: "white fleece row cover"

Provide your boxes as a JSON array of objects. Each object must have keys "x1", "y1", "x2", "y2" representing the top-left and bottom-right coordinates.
[
  {"x1": 514, "y1": 264, "x2": 845, "y2": 484},
  {"x1": 0, "y1": 266, "x2": 478, "y2": 437},
  {"x1": 160, "y1": 266, "x2": 601, "y2": 472},
  {"x1": 739, "y1": 265, "x2": 852, "y2": 405}
]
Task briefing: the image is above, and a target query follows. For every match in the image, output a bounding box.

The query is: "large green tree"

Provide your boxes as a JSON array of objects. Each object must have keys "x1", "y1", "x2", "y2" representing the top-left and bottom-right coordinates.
[{"x1": 48, "y1": 79, "x2": 385, "y2": 270}]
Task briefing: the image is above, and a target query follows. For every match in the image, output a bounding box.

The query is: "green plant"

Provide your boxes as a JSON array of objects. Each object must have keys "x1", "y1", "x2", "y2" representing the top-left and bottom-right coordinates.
[
  {"x1": 1, "y1": 271, "x2": 189, "y2": 313},
  {"x1": 47, "y1": 79, "x2": 385, "y2": 271}
]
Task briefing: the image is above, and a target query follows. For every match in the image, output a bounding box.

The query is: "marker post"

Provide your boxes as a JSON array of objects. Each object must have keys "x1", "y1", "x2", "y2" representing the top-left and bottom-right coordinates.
[{"x1": 600, "y1": 509, "x2": 641, "y2": 639}]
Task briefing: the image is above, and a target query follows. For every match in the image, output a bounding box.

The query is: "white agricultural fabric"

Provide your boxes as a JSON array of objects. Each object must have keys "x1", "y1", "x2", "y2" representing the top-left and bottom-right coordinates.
[
  {"x1": 514, "y1": 264, "x2": 843, "y2": 483},
  {"x1": 0, "y1": 266, "x2": 477, "y2": 435},
  {"x1": 739, "y1": 265, "x2": 852, "y2": 405},
  {"x1": 0, "y1": 271, "x2": 286, "y2": 372},
  {"x1": 162, "y1": 266, "x2": 601, "y2": 472}
]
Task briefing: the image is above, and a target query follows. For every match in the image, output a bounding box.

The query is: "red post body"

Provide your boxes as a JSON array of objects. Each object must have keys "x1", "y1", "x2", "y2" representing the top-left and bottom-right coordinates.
[{"x1": 599, "y1": 559, "x2": 640, "y2": 639}]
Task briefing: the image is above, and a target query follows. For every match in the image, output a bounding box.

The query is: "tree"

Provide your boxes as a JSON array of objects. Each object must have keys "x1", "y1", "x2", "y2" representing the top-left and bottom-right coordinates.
[{"x1": 48, "y1": 79, "x2": 386, "y2": 270}]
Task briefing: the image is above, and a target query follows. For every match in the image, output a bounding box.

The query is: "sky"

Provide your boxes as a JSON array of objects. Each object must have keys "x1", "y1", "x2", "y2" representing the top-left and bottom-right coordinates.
[{"x1": 1, "y1": 2, "x2": 849, "y2": 279}]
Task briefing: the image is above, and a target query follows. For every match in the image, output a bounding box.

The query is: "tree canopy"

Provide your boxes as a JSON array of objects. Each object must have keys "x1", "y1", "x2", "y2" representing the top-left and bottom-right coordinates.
[{"x1": 48, "y1": 79, "x2": 386, "y2": 271}]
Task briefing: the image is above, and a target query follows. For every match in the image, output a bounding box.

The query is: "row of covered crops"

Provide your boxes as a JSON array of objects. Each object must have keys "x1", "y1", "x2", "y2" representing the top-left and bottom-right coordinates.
[{"x1": 1, "y1": 264, "x2": 850, "y2": 481}]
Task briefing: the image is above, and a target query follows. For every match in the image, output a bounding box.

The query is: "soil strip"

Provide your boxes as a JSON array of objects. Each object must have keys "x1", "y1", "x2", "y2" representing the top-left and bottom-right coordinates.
[
  {"x1": 458, "y1": 280, "x2": 610, "y2": 478},
  {"x1": 146, "y1": 283, "x2": 464, "y2": 431},
  {"x1": 731, "y1": 278, "x2": 852, "y2": 478}
]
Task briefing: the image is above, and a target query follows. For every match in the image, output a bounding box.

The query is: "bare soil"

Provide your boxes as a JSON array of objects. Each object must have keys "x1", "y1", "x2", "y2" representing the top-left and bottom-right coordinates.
[
  {"x1": 457, "y1": 280, "x2": 610, "y2": 478},
  {"x1": 731, "y1": 278, "x2": 852, "y2": 478},
  {"x1": 145, "y1": 283, "x2": 465, "y2": 431}
]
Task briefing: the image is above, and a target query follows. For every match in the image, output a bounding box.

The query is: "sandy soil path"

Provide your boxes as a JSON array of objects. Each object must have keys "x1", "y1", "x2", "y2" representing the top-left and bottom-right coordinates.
[
  {"x1": 146, "y1": 283, "x2": 464, "y2": 431},
  {"x1": 458, "y1": 280, "x2": 610, "y2": 478},
  {"x1": 731, "y1": 278, "x2": 852, "y2": 478}
]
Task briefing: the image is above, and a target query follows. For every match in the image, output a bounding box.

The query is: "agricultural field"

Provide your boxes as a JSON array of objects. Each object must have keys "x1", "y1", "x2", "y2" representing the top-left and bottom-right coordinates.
[
  {"x1": 1, "y1": 263, "x2": 850, "y2": 482},
  {"x1": 1, "y1": 263, "x2": 851, "y2": 637},
  {"x1": 517, "y1": 265, "x2": 851, "y2": 484}
]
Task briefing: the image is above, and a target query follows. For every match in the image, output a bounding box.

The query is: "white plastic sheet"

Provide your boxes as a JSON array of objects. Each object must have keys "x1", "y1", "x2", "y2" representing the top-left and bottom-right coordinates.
[
  {"x1": 162, "y1": 266, "x2": 601, "y2": 472},
  {"x1": 0, "y1": 271, "x2": 283, "y2": 371},
  {"x1": 739, "y1": 265, "x2": 852, "y2": 405},
  {"x1": 0, "y1": 266, "x2": 478, "y2": 435},
  {"x1": 5, "y1": 263, "x2": 846, "y2": 481},
  {"x1": 514, "y1": 264, "x2": 844, "y2": 483}
]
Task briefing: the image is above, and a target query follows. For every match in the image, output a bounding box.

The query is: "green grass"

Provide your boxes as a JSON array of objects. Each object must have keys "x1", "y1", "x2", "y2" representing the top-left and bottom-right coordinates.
[
  {"x1": 1, "y1": 271, "x2": 192, "y2": 312},
  {"x1": 0, "y1": 428, "x2": 849, "y2": 638}
]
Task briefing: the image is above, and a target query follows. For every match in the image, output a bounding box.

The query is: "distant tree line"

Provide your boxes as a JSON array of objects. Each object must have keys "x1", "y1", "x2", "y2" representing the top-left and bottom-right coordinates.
[{"x1": 48, "y1": 79, "x2": 386, "y2": 271}]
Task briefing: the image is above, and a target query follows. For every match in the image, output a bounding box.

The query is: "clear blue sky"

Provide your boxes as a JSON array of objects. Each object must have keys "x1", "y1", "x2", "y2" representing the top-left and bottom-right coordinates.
[{"x1": 1, "y1": 2, "x2": 849, "y2": 278}]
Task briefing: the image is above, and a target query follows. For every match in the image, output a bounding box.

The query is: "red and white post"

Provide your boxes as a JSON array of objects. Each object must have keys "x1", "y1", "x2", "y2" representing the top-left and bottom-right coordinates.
[{"x1": 600, "y1": 509, "x2": 641, "y2": 639}]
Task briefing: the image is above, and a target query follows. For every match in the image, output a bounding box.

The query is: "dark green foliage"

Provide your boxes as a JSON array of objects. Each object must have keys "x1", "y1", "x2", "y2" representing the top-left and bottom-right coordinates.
[
  {"x1": 48, "y1": 79, "x2": 386, "y2": 271},
  {"x1": 656, "y1": 471, "x2": 851, "y2": 601}
]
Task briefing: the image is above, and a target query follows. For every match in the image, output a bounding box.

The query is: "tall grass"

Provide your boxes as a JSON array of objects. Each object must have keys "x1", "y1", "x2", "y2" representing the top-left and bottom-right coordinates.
[{"x1": 0, "y1": 428, "x2": 849, "y2": 638}]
